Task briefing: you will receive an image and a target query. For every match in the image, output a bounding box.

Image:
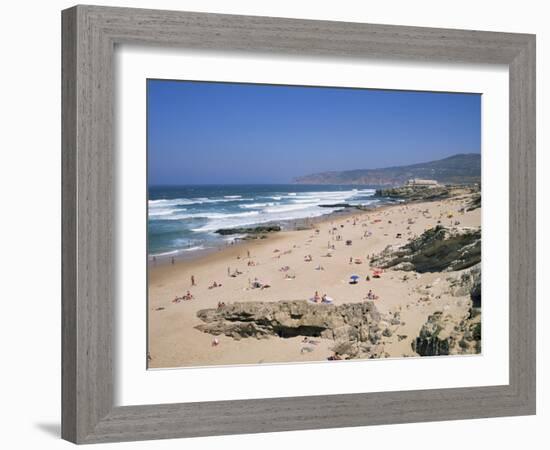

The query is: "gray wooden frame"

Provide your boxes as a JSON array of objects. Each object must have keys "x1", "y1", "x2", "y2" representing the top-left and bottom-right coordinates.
[{"x1": 62, "y1": 4, "x2": 536, "y2": 444}]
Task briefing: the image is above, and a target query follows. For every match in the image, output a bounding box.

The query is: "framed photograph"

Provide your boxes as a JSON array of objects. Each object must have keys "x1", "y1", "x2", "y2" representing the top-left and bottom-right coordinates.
[{"x1": 62, "y1": 5, "x2": 536, "y2": 444}]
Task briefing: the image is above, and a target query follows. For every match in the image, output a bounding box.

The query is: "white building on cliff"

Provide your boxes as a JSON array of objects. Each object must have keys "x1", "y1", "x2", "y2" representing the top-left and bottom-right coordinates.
[{"x1": 406, "y1": 178, "x2": 439, "y2": 187}]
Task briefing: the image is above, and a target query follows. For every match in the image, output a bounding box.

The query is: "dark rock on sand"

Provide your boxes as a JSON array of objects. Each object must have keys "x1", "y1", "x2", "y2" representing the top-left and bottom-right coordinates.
[
  {"x1": 215, "y1": 225, "x2": 281, "y2": 236},
  {"x1": 465, "y1": 192, "x2": 481, "y2": 211},
  {"x1": 370, "y1": 225, "x2": 481, "y2": 273},
  {"x1": 413, "y1": 312, "x2": 450, "y2": 356},
  {"x1": 318, "y1": 203, "x2": 374, "y2": 211},
  {"x1": 449, "y1": 263, "x2": 481, "y2": 308},
  {"x1": 413, "y1": 310, "x2": 481, "y2": 357},
  {"x1": 318, "y1": 203, "x2": 353, "y2": 208}
]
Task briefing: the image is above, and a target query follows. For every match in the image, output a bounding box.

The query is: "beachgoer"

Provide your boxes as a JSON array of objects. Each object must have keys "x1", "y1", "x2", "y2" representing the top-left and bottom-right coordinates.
[
  {"x1": 191, "y1": 275, "x2": 196, "y2": 286},
  {"x1": 171, "y1": 257, "x2": 175, "y2": 265},
  {"x1": 313, "y1": 291, "x2": 321, "y2": 303}
]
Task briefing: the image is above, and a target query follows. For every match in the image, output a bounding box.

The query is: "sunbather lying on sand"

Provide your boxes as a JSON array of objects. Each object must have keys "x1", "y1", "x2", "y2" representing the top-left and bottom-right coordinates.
[
  {"x1": 174, "y1": 290, "x2": 194, "y2": 302},
  {"x1": 251, "y1": 278, "x2": 271, "y2": 289}
]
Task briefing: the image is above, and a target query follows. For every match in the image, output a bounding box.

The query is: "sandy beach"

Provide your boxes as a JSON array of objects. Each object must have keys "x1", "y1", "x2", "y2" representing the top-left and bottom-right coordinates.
[{"x1": 147, "y1": 192, "x2": 481, "y2": 369}]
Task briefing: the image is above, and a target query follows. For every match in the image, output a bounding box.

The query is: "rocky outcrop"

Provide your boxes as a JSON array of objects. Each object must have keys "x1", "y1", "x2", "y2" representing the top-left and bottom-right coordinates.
[
  {"x1": 215, "y1": 225, "x2": 281, "y2": 236},
  {"x1": 196, "y1": 300, "x2": 394, "y2": 359},
  {"x1": 318, "y1": 203, "x2": 354, "y2": 208},
  {"x1": 370, "y1": 226, "x2": 481, "y2": 273},
  {"x1": 465, "y1": 192, "x2": 481, "y2": 211},
  {"x1": 375, "y1": 184, "x2": 479, "y2": 203},
  {"x1": 318, "y1": 203, "x2": 374, "y2": 211},
  {"x1": 413, "y1": 310, "x2": 481, "y2": 356},
  {"x1": 196, "y1": 300, "x2": 379, "y2": 339},
  {"x1": 413, "y1": 312, "x2": 451, "y2": 356},
  {"x1": 449, "y1": 263, "x2": 481, "y2": 308}
]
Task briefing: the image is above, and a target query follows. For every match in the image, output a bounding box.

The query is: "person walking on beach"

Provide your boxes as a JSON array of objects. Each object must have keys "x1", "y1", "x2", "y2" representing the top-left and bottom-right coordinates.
[
  {"x1": 191, "y1": 275, "x2": 196, "y2": 286},
  {"x1": 171, "y1": 257, "x2": 175, "y2": 265}
]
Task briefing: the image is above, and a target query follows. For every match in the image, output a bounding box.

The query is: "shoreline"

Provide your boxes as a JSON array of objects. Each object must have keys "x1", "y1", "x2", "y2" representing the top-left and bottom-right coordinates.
[
  {"x1": 148, "y1": 206, "x2": 364, "y2": 266},
  {"x1": 148, "y1": 192, "x2": 481, "y2": 368},
  {"x1": 148, "y1": 200, "x2": 402, "y2": 267}
]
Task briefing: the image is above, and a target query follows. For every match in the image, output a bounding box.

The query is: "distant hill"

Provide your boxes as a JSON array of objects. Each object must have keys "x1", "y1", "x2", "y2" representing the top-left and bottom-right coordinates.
[{"x1": 293, "y1": 153, "x2": 481, "y2": 186}]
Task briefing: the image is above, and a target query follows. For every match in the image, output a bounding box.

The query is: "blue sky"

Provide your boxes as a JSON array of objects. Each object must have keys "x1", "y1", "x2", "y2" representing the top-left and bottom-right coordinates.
[{"x1": 147, "y1": 80, "x2": 480, "y2": 185}]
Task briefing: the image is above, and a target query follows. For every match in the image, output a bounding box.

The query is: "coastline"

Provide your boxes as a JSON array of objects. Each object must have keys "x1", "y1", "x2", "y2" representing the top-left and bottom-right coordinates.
[
  {"x1": 148, "y1": 191, "x2": 481, "y2": 369},
  {"x1": 148, "y1": 204, "x2": 387, "y2": 266},
  {"x1": 147, "y1": 184, "x2": 389, "y2": 264}
]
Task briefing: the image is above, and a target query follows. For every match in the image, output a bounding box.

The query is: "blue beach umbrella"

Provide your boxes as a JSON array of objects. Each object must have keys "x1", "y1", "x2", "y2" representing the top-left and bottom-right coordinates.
[{"x1": 350, "y1": 275, "x2": 360, "y2": 281}]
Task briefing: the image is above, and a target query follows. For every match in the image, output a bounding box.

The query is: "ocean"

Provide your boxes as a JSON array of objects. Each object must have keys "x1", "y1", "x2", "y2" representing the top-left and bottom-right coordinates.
[{"x1": 148, "y1": 184, "x2": 384, "y2": 259}]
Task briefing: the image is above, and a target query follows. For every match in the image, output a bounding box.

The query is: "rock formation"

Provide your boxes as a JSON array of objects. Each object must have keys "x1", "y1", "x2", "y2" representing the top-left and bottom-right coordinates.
[
  {"x1": 375, "y1": 184, "x2": 479, "y2": 203},
  {"x1": 448, "y1": 263, "x2": 481, "y2": 308},
  {"x1": 413, "y1": 309, "x2": 481, "y2": 357},
  {"x1": 370, "y1": 225, "x2": 481, "y2": 273},
  {"x1": 464, "y1": 192, "x2": 481, "y2": 211},
  {"x1": 215, "y1": 225, "x2": 281, "y2": 236},
  {"x1": 196, "y1": 300, "x2": 393, "y2": 359}
]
